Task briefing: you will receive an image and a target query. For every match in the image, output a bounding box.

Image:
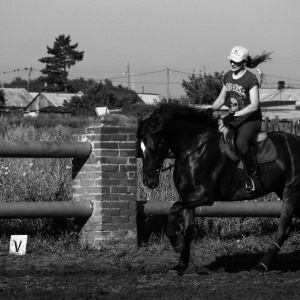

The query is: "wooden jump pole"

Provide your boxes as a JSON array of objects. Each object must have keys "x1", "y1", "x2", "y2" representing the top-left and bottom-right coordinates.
[
  {"x1": 137, "y1": 201, "x2": 283, "y2": 218},
  {"x1": 0, "y1": 140, "x2": 91, "y2": 158},
  {"x1": 0, "y1": 201, "x2": 92, "y2": 219}
]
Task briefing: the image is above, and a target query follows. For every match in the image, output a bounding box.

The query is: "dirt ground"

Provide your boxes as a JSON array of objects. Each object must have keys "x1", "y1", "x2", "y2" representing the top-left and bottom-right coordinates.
[{"x1": 1, "y1": 241, "x2": 300, "y2": 300}]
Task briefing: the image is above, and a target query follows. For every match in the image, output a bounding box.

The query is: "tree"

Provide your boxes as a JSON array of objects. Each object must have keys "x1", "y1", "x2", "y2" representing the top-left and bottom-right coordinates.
[
  {"x1": 3, "y1": 77, "x2": 27, "y2": 89},
  {"x1": 182, "y1": 71, "x2": 224, "y2": 105},
  {"x1": 65, "y1": 81, "x2": 119, "y2": 113},
  {"x1": 39, "y1": 34, "x2": 84, "y2": 92}
]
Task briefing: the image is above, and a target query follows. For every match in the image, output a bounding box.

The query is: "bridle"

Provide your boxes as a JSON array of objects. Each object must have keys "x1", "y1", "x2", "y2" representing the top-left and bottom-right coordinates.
[{"x1": 141, "y1": 136, "x2": 170, "y2": 175}]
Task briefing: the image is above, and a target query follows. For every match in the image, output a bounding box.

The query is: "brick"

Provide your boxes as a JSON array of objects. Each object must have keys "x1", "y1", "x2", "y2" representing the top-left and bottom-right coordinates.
[
  {"x1": 102, "y1": 135, "x2": 127, "y2": 142},
  {"x1": 101, "y1": 224, "x2": 120, "y2": 231},
  {"x1": 128, "y1": 158, "x2": 137, "y2": 164},
  {"x1": 101, "y1": 216, "x2": 112, "y2": 223},
  {"x1": 127, "y1": 171, "x2": 137, "y2": 179},
  {"x1": 97, "y1": 194, "x2": 120, "y2": 201},
  {"x1": 127, "y1": 134, "x2": 136, "y2": 141},
  {"x1": 127, "y1": 186, "x2": 137, "y2": 193},
  {"x1": 101, "y1": 165, "x2": 119, "y2": 172},
  {"x1": 100, "y1": 150, "x2": 119, "y2": 157},
  {"x1": 111, "y1": 186, "x2": 128, "y2": 193},
  {"x1": 120, "y1": 165, "x2": 136, "y2": 172},
  {"x1": 109, "y1": 172, "x2": 127, "y2": 179},
  {"x1": 81, "y1": 179, "x2": 96, "y2": 187},
  {"x1": 87, "y1": 186, "x2": 104, "y2": 193},
  {"x1": 119, "y1": 128, "x2": 136, "y2": 134},
  {"x1": 120, "y1": 223, "x2": 137, "y2": 230},
  {"x1": 102, "y1": 179, "x2": 120, "y2": 186},
  {"x1": 111, "y1": 216, "x2": 129, "y2": 224},
  {"x1": 86, "y1": 172, "x2": 102, "y2": 179},
  {"x1": 99, "y1": 142, "x2": 119, "y2": 149},
  {"x1": 119, "y1": 150, "x2": 137, "y2": 157},
  {"x1": 119, "y1": 143, "x2": 136, "y2": 150},
  {"x1": 102, "y1": 208, "x2": 120, "y2": 216},
  {"x1": 120, "y1": 194, "x2": 136, "y2": 201},
  {"x1": 88, "y1": 135, "x2": 102, "y2": 142},
  {"x1": 119, "y1": 179, "x2": 137, "y2": 186},
  {"x1": 99, "y1": 127, "x2": 120, "y2": 134},
  {"x1": 109, "y1": 157, "x2": 128, "y2": 164}
]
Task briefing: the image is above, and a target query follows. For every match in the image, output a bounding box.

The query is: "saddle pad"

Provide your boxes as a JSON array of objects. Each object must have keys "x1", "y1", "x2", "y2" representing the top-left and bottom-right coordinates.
[{"x1": 219, "y1": 137, "x2": 277, "y2": 168}]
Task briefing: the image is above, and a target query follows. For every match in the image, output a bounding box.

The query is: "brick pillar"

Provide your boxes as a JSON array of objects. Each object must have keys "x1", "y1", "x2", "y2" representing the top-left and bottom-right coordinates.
[{"x1": 72, "y1": 124, "x2": 137, "y2": 247}]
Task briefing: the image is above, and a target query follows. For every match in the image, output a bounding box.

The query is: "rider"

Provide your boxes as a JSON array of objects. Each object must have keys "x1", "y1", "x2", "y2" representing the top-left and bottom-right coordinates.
[{"x1": 210, "y1": 46, "x2": 272, "y2": 193}]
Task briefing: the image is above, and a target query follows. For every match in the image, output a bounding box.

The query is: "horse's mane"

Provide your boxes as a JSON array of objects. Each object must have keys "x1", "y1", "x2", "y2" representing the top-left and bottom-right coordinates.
[{"x1": 138, "y1": 102, "x2": 218, "y2": 137}]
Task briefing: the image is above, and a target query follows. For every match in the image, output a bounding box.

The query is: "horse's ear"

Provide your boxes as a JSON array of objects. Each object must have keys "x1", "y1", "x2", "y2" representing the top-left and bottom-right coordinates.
[{"x1": 137, "y1": 113, "x2": 143, "y2": 126}]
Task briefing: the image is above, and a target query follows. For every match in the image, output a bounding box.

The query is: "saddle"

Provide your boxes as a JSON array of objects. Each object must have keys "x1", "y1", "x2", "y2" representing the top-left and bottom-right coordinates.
[{"x1": 218, "y1": 120, "x2": 277, "y2": 168}]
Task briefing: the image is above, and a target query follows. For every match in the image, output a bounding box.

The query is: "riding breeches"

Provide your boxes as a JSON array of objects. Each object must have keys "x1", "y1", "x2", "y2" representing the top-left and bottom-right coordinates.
[{"x1": 235, "y1": 120, "x2": 262, "y2": 154}]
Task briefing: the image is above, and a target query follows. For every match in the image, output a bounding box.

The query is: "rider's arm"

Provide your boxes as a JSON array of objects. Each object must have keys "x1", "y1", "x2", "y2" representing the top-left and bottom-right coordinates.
[
  {"x1": 211, "y1": 85, "x2": 227, "y2": 111},
  {"x1": 234, "y1": 85, "x2": 260, "y2": 117}
]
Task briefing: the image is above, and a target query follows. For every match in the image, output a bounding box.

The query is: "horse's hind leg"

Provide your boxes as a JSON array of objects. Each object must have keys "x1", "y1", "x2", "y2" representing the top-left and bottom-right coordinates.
[
  {"x1": 252, "y1": 188, "x2": 299, "y2": 273},
  {"x1": 170, "y1": 208, "x2": 195, "y2": 275}
]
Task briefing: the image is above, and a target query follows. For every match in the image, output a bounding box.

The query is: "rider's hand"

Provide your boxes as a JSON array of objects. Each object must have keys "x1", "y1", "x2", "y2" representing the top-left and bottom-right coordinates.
[{"x1": 222, "y1": 112, "x2": 235, "y2": 126}]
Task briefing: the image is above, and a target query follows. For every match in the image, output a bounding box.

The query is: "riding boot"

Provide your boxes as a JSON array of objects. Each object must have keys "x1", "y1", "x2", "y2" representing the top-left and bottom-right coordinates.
[{"x1": 240, "y1": 149, "x2": 264, "y2": 193}]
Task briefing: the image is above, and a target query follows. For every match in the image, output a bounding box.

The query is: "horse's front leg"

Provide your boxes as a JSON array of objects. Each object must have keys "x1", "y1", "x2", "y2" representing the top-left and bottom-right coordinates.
[
  {"x1": 166, "y1": 186, "x2": 212, "y2": 252},
  {"x1": 169, "y1": 208, "x2": 195, "y2": 275},
  {"x1": 165, "y1": 200, "x2": 183, "y2": 251}
]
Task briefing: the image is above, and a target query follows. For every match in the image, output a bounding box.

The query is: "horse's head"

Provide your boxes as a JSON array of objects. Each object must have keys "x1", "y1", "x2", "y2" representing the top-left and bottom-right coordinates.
[
  {"x1": 137, "y1": 134, "x2": 169, "y2": 189},
  {"x1": 137, "y1": 113, "x2": 169, "y2": 189}
]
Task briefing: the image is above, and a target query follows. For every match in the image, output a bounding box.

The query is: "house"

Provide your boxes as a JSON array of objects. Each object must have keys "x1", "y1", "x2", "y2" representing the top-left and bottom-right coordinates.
[
  {"x1": 95, "y1": 107, "x2": 110, "y2": 116},
  {"x1": 137, "y1": 93, "x2": 161, "y2": 105},
  {"x1": 258, "y1": 81, "x2": 300, "y2": 118},
  {"x1": 0, "y1": 88, "x2": 33, "y2": 110},
  {"x1": 26, "y1": 92, "x2": 83, "y2": 112}
]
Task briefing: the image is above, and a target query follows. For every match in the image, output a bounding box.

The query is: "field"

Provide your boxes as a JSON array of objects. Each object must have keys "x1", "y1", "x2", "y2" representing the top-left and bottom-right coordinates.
[
  {"x1": 1, "y1": 233, "x2": 300, "y2": 299},
  {"x1": 0, "y1": 113, "x2": 300, "y2": 299}
]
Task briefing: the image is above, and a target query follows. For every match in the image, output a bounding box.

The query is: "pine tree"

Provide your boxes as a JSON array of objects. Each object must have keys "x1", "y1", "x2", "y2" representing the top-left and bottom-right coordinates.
[{"x1": 39, "y1": 34, "x2": 84, "y2": 92}]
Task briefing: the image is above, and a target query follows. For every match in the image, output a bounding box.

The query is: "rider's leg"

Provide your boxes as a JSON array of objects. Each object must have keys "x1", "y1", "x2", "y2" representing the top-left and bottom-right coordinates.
[{"x1": 236, "y1": 120, "x2": 264, "y2": 193}]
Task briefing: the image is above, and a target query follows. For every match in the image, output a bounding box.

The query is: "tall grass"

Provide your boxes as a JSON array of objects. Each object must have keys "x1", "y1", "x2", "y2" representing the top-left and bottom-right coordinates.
[{"x1": 0, "y1": 117, "x2": 74, "y2": 236}]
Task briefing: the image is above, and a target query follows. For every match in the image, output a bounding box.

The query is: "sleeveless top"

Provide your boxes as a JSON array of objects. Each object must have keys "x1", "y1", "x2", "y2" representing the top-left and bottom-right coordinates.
[{"x1": 223, "y1": 70, "x2": 262, "y2": 127}]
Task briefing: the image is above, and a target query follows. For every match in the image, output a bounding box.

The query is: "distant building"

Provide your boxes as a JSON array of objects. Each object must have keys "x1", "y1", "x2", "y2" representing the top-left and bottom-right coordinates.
[
  {"x1": 137, "y1": 93, "x2": 161, "y2": 105},
  {"x1": 95, "y1": 107, "x2": 110, "y2": 116},
  {"x1": 26, "y1": 92, "x2": 83, "y2": 112},
  {"x1": 0, "y1": 88, "x2": 33, "y2": 109}
]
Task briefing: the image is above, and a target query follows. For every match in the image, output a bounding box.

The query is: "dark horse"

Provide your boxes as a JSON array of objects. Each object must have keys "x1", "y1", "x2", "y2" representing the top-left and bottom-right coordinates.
[{"x1": 137, "y1": 102, "x2": 300, "y2": 275}]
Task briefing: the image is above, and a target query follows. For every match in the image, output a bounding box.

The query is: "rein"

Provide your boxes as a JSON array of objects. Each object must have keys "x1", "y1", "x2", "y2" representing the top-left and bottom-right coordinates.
[{"x1": 155, "y1": 135, "x2": 218, "y2": 173}]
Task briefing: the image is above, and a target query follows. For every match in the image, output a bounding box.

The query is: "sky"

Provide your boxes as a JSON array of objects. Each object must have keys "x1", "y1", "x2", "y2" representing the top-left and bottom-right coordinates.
[{"x1": 1, "y1": 0, "x2": 300, "y2": 98}]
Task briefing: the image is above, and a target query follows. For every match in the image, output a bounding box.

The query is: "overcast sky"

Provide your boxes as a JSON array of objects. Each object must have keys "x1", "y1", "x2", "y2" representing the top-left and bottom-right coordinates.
[{"x1": 1, "y1": 0, "x2": 300, "y2": 98}]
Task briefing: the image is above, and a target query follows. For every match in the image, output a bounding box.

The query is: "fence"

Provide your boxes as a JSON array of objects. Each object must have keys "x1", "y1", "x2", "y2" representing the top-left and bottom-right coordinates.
[
  {"x1": 263, "y1": 116, "x2": 300, "y2": 134},
  {"x1": 1, "y1": 115, "x2": 299, "y2": 247}
]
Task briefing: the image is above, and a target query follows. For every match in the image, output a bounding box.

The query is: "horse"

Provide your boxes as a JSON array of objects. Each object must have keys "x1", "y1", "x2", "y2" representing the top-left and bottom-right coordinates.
[{"x1": 136, "y1": 102, "x2": 300, "y2": 275}]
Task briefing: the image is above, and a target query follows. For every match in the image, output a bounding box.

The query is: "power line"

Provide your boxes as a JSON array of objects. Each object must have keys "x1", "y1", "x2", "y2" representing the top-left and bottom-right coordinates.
[{"x1": 0, "y1": 67, "x2": 30, "y2": 75}]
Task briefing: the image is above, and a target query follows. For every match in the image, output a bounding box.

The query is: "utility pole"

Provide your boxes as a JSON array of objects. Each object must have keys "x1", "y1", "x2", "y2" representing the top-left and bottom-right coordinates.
[
  {"x1": 27, "y1": 66, "x2": 32, "y2": 92},
  {"x1": 203, "y1": 65, "x2": 206, "y2": 75},
  {"x1": 127, "y1": 61, "x2": 130, "y2": 89},
  {"x1": 167, "y1": 68, "x2": 170, "y2": 102}
]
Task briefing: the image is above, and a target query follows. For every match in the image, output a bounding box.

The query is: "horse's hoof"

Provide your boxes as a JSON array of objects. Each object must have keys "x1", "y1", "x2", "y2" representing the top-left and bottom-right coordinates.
[
  {"x1": 168, "y1": 265, "x2": 185, "y2": 277},
  {"x1": 251, "y1": 263, "x2": 267, "y2": 274},
  {"x1": 167, "y1": 269, "x2": 183, "y2": 277}
]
